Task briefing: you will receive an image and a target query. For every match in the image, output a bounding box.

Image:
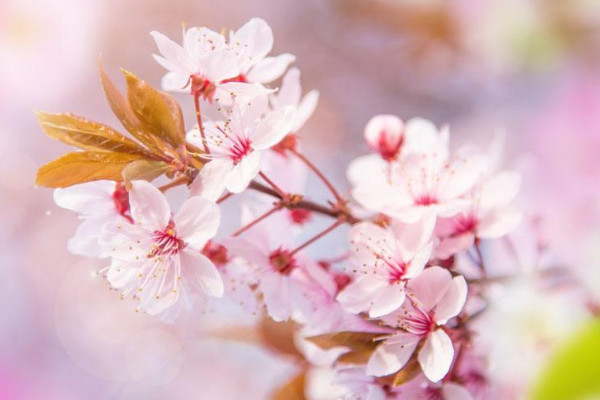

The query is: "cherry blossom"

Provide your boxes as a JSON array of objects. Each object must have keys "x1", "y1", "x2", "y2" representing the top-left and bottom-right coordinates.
[
  {"x1": 188, "y1": 96, "x2": 296, "y2": 197},
  {"x1": 53, "y1": 181, "x2": 132, "y2": 257},
  {"x1": 351, "y1": 143, "x2": 483, "y2": 223},
  {"x1": 227, "y1": 18, "x2": 296, "y2": 85},
  {"x1": 223, "y1": 208, "x2": 313, "y2": 321},
  {"x1": 434, "y1": 170, "x2": 523, "y2": 259},
  {"x1": 270, "y1": 67, "x2": 319, "y2": 134},
  {"x1": 151, "y1": 24, "x2": 267, "y2": 103},
  {"x1": 337, "y1": 215, "x2": 435, "y2": 318},
  {"x1": 367, "y1": 266, "x2": 467, "y2": 382},
  {"x1": 99, "y1": 180, "x2": 223, "y2": 316}
]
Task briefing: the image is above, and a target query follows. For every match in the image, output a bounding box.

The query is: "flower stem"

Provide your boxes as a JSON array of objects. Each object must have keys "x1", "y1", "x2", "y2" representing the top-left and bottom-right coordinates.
[
  {"x1": 217, "y1": 192, "x2": 234, "y2": 204},
  {"x1": 193, "y1": 94, "x2": 210, "y2": 155},
  {"x1": 259, "y1": 171, "x2": 287, "y2": 199},
  {"x1": 232, "y1": 204, "x2": 283, "y2": 237},
  {"x1": 158, "y1": 176, "x2": 188, "y2": 192},
  {"x1": 289, "y1": 148, "x2": 344, "y2": 205},
  {"x1": 289, "y1": 219, "x2": 344, "y2": 256}
]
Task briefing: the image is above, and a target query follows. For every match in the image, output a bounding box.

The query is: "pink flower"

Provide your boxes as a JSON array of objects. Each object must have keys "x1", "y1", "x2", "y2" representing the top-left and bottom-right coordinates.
[
  {"x1": 223, "y1": 208, "x2": 313, "y2": 321},
  {"x1": 367, "y1": 266, "x2": 467, "y2": 382},
  {"x1": 228, "y1": 18, "x2": 296, "y2": 85},
  {"x1": 270, "y1": 67, "x2": 319, "y2": 133},
  {"x1": 100, "y1": 181, "x2": 223, "y2": 316},
  {"x1": 364, "y1": 115, "x2": 405, "y2": 161},
  {"x1": 188, "y1": 96, "x2": 295, "y2": 197},
  {"x1": 53, "y1": 181, "x2": 132, "y2": 257},
  {"x1": 337, "y1": 216, "x2": 435, "y2": 318},
  {"x1": 351, "y1": 145, "x2": 483, "y2": 224},
  {"x1": 435, "y1": 170, "x2": 522, "y2": 259},
  {"x1": 151, "y1": 24, "x2": 268, "y2": 103}
]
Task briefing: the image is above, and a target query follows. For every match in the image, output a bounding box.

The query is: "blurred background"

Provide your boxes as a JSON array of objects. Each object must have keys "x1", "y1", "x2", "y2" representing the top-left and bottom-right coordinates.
[{"x1": 1, "y1": 0, "x2": 600, "y2": 399}]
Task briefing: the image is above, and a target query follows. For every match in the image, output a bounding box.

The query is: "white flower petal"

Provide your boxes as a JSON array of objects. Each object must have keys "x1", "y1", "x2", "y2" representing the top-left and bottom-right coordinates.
[
  {"x1": 407, "y1": 266, "x2": 452, "y2": 311},
  {"x1": 225, "y1": 151, "x2": 261, "y2": 193},
  {"x1": 189, "y1": 158, "x2": 232, "y2": 201},
  {"x1": 442, "y1": 383, "x2": 475, "y2": 400},
  {"x1": 180, "y1": 249, "x2": 224, "y2": 297},
  {"x1": 337, "y1": 275, "x2": 388, "y2": 315},
  {"x1": 247, "y1": 53, "x2": 296, "y2": 83},
  {"x1": 434, "y1": 276, "x2": 468, "y2": 324},
  {"x1": 251, "y1": 106, "x2": 296, "y2": 149},
  {"x1": 261, "y1": 273, "x2": 291, "y2": 321},
  {"x1": 479, "y1": 171, "x2": 521, "y2": 210},
  {"x1": 232, "y1": 18, "x2": 273, "y2": 70},
  {"x1": 366, "y1": 333, "x2": 420, "y2": 376},
  {"x1": 174, "y1": 197, "x2": 220, "y2": 249},
  {"x1": 418, "y1": 329, "x2": 454, "y2": 382},
  {"x1": 293, "y1": 89, "x2": 319, "y2": 132},
  {"x1": 477, "y1": 207, "x2": 522, "y2": 239},
  {"x1": 129, "y1": 180, "x2": 171, "y2": 231},
  {"x1": 53, "y1": 181, "x2": 115, "y2": 215},
  {"x1": 369, "y1": 283, "x2": 406, "y2": 318}
]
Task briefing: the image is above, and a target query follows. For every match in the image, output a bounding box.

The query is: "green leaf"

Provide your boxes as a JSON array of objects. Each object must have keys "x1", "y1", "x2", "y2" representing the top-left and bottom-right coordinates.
[
  {"x1": 122, "y1": 69, "x2": 185, "y2": 149},
  {"x1": 36, "y1": 151, "x2": 144, "y2": 188},
  {"x1": 36, "y1": 111, "x2": 151, "y2": 156},
  {"x1": 530, "y1": 319, "x2": 600, "y2": 400},
  {"x1": 122, "y1": 159, "x2": 169, "y2": 182}
]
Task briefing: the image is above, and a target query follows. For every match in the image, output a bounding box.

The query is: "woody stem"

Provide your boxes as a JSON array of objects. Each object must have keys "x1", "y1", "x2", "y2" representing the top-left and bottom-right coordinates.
[{"x1": 248, "y1": 181, "x2": 361, "y2": 224}]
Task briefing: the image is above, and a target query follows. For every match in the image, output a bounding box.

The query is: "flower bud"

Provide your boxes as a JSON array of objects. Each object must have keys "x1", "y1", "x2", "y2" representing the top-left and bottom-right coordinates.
[{"x1": 364, "y1": 115, "x2": 404, "y2": 161}]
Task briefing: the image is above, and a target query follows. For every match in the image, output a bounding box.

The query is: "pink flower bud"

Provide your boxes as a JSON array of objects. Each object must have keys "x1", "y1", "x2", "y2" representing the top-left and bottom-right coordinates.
[{"x1": 364, "y1": 115, "x2": 404, "y2": 161}]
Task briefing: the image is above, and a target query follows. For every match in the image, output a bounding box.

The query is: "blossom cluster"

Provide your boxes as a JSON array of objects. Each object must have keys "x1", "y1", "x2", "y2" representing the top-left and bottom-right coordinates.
[{"x1": 38, "y1": 18, "x2": 533, "y2": 400}]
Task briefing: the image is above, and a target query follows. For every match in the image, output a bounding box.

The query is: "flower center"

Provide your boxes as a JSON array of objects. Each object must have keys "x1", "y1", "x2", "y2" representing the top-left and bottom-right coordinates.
[
  {"x1": 229, "y1": 136, "x2": 253, "y2": 164},
  {"x1": 269, "y1": 248, "x2": 296, "y2": 275},
  {"x1": 384, "y1": 259, "x2": 407, "y2": 283},
  {"x1": 112, "y1": 182, "x2": 133, "y2": 223},
  {"x1": 453, "y1": 214, "x2": 478, "y2": 235},
  {"x1": 415, "y1": 193, "x2": 438, "y2": 206},
  {"x1": 149, "y1": 220, "x2": 187, "y2": 258},
  {"x1": 402, "y1": 304, "x2": 436, "y2": 336},
  {"x1": 202, "y1": 240, "x2": 229, "y2": 267},
  {"x1": 289, "y1": 208, "x2": 312, "y2": 225}
]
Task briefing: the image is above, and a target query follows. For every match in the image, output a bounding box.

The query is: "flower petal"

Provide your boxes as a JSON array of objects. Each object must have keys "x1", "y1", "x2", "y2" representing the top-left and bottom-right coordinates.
[
  {"x1": 174, "y1": 197, "x2": 220, "y2": 249},
  {"x1": 180, "y1": 249, "x2": 224, "y2": 297},
  {"x1": 369, "y1": 283, "x2": 406, "y2": 318},
  {"x1": 261, "y1": 273, "x2": 291, "y2": 321},
  {"x1": 366, "y1": 333, "x2": 420, "y2": 376},
  {"x1": 225, "y1": 150, "x2": 261, "y2": 193},
  {"x1": 442, "y1": 383, "x2": 475, "y2": 400},
  {"x1": 247, "y1": 53, "x2": 296, "y2": 83},
  {"x1": 407, "y1": 266, "x2": 452, "y2": 311},
  {"x1": 418, "y1": 329, "x2": 454, "y2": 382},
  {"x1": 434, "y1": 276, "x2": 468, "y2": 324},
  {"x1": 129, "y1": 180, "x2": 171, "y2": 231},
  {"x1": 232, "y1": 18, "x2": 273, "y2": 70},
  {"x1": 337, "y1": 275, "x2": 388, "y2": 315},
  {"x1": 189, "y1": 158, "x2": 232, "y2": 201},
  {"x1": 251, "y1": 106, "x2": 296, "y2": 149},
  {"x1": 53, "y1": 181, "x2": 115, "y2": 215}
]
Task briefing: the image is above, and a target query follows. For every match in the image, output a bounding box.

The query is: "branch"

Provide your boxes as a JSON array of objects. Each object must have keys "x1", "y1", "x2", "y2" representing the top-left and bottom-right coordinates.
[{"x1": 248, "y1": 181, "x2": 361, "y2": 224}]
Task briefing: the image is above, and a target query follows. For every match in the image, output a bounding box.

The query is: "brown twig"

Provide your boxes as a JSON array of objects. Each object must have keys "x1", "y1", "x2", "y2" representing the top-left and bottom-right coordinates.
[
  {"x1": 158, "y1": 176, "x2": 188, "y2": 192},
  {"x1": 248, "y1": 181, "x2": 361, "y2": 224}
]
